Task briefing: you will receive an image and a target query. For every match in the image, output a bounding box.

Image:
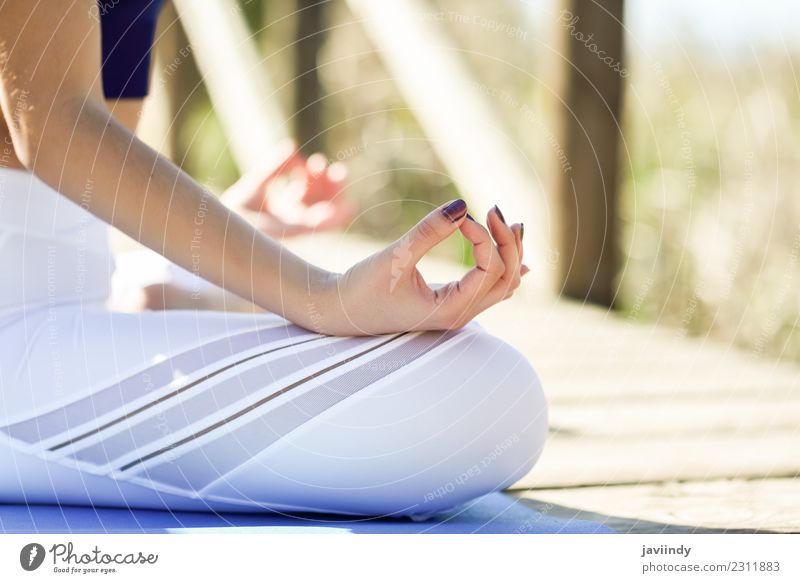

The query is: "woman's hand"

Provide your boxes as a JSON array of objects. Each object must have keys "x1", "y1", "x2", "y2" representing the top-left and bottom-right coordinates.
[
  {"x1": 315, "y1": 199, "x2": 528, "y2": 336},
  {"x1": 220, "y1": 139, "x2": 353, "y2": 238}
]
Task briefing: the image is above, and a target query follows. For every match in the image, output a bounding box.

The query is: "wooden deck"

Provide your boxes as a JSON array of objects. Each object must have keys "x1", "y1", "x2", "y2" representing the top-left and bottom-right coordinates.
[{"x1": 286, "y1": 232, "x2": 800, "y2": 534}]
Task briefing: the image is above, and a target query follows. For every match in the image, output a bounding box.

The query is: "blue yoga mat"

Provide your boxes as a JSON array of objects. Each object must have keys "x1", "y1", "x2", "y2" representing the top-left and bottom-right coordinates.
[{"x1": 0, "y1": 493, "x2": 614, "y2": 534}]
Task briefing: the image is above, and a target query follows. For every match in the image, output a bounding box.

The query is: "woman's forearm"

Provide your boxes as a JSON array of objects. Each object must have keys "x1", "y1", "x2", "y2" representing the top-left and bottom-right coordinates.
[{"x1": 32, "y1": 97, "x2": 334, "y2": 329}]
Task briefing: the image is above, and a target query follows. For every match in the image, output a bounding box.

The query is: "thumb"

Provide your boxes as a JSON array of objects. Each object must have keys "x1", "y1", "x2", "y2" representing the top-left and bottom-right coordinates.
[{"x1": 401, "y1": 199, "x2": 468, "y2": 265}]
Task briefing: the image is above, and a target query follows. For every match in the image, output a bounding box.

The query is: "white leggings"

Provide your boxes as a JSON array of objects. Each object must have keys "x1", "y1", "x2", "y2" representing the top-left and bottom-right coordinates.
[{"x1": 0, "y1": 168, "x2": 548, "y2": 518}]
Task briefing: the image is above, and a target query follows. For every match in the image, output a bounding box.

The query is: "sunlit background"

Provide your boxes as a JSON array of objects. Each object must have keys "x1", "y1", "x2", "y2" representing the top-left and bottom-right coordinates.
[{"x1": 139, "y1": 0, "x2": 800, "y2": 363}]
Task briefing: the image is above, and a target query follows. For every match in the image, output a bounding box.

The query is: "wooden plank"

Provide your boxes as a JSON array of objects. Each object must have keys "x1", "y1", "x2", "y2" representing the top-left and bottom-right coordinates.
[
  {"x1": 514, "y1": 478, "x2": 800, "y2": 533},
  {"x1": 550, "y1": 398, "x2": 800, "y2": 437},
  {"x1": 537, "y1": 369, "x2": 800, "y2": 402},
  {"x1": 513, "y1": 432, "x2": 800, "y2": 489}
]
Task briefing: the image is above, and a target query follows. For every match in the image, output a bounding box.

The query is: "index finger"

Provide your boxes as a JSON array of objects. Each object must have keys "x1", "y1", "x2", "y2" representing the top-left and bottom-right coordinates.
[{"x1": 434, "y1": 216, "x2": 504, "y2": 324}]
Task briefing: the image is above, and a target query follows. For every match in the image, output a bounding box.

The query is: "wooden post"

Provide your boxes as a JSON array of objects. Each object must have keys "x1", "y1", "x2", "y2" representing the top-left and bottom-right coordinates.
[
  {"x1": 553, "y1": 0, "x2": 625, "y2": 306},
  {"x1": 293, "y1": 0, "x2": 327, "y2": 155}
]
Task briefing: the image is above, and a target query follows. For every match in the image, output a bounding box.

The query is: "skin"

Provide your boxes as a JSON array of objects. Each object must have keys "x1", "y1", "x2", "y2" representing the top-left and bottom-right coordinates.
[{"x1": 0, "y1": 0, "x2": 527, "y2": 336}]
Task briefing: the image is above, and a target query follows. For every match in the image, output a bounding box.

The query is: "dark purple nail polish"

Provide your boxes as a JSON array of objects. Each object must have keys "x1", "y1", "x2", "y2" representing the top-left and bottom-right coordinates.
[
  {"x1": 466, "y1": 212, "x2": 476, "y2": 222},
  {"x1": 442, "y1": 199, "x2": 467, "y2": 222},
  {"x1": 520, "y1": 223, "x2": 524, "y2": 240},
  {"x1": 494, "y1": 205, "x2": 506, "y2": 224}
]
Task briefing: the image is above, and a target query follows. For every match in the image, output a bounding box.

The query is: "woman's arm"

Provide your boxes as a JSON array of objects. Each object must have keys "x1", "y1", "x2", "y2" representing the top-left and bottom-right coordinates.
[
  {"x1": 0, "y1": 1, "x2": 335, "y2": 330},
  {"x1": 0, "y1": 1, "x2": 525, "y2": 335}
]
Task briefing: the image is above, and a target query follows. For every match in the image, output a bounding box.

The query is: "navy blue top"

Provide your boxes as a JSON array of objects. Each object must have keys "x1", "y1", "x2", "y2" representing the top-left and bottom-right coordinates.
[{"x1": 99, "y1": 0, "x2": 167, "y2": 99}]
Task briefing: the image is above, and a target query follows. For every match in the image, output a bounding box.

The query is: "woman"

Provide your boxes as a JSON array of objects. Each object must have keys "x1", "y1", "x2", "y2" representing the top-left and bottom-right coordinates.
[{"x1": 0, "y1": 0, "x2": 547, "y2": 519}]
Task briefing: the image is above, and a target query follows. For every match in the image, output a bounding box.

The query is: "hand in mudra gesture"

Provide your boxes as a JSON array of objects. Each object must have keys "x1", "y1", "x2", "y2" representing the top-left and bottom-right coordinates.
[
  {"x1": 318, "y1": 199, "x2": 529, "y2": 335},
  {"x1": 221, "y1": 139, "x2": 353, "y2": 238}
]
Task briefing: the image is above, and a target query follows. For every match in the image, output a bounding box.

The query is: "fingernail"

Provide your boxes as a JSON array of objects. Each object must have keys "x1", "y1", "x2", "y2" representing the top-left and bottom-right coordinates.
[
  {"x1": 466, "y1": 212, "x2": 476, "y2": 222},
  {"x1": 442, "y1": 199, "x2": 467, "y2": 222},
  {"x1": 494, "y1": 205, "x2": 506, "y2": 224},
  {"x1": 520, "y1": 223, "x2": 524, "y2": 240}
]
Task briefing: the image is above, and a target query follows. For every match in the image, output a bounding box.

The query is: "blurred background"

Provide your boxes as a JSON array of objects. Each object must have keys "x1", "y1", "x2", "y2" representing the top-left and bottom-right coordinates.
[{"x1": 138, "y1": 0, "x2": 800, "y2": 364}]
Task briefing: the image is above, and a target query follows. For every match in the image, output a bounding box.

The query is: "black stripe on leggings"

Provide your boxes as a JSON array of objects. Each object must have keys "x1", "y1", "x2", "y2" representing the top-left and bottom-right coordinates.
[
  {"x1": 117, "y1": 332, "x2": 408, "y2": 472},
  {"x1": 48, "y1": 335, "x2": 323, "y2": 452}
]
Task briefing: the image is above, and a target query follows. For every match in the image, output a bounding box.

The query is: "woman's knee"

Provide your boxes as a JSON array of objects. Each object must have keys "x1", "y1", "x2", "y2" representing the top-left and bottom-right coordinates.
[
  {"x1": 405, "y1": 325, "x2": 548, "y2": 515},
  {"x1": 456, "y1": 326, "x2": 546, "y2": 473}
]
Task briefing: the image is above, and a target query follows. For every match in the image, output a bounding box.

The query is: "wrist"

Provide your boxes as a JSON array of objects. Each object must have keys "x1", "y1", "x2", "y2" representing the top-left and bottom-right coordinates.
[{"x1": 288, "y1": 267, "x2": 346, "y2": 335}]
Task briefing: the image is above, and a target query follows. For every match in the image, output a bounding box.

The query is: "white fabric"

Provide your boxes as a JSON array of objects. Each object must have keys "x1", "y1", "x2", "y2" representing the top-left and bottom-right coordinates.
[{"x1": 0, "y1": 167, "x2": 548, "y2": 518}]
